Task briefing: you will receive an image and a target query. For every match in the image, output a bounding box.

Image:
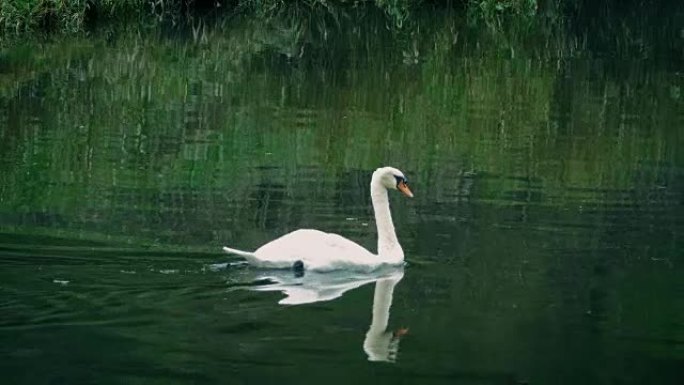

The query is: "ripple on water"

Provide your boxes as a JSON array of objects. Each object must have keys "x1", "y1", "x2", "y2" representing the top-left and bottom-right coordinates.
[{"x1": 0, "y1": 241, "x2": 263, "y2": 331}]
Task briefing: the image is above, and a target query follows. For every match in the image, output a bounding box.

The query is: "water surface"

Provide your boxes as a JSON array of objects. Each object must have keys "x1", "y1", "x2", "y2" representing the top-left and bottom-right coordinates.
[{"x1": 1, "y1": 11, "x2": 682, "y2": 385}]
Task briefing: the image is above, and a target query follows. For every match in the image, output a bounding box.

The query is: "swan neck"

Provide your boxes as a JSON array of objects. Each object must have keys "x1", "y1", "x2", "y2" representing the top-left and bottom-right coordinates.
[{"x1": 371, "y1": 182, "x2": 400, "y2": 258}]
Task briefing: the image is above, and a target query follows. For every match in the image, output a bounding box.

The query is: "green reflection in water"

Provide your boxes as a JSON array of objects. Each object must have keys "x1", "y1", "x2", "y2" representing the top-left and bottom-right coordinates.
[{"x1": 0, "y1": 9, "x2": 682, "y2": 385}]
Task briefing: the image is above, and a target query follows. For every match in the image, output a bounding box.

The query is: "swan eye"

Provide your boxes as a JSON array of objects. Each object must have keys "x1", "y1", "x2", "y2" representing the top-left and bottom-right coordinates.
[{"x1": 394, "y1": 175, "x2": 407, "y2": 186}]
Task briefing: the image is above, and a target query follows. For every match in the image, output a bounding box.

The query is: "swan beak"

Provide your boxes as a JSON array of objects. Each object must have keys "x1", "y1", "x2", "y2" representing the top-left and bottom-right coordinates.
[{"x1": 397, "y1": 181, "x2": 414, "y2": 198}]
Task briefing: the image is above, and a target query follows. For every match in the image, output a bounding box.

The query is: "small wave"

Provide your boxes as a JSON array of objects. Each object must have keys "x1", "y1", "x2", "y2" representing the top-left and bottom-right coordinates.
[
  {"x1": 156, "y1": 269, "x2": 179, "y2": 275},
  {"x1": 205, "y1": 260, "x2": 248, "y2": 272}
]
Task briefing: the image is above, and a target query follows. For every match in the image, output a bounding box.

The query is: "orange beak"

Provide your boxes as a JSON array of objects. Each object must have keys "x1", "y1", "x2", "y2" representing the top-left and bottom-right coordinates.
[{"x1": 397, "y1": 181, "x2": 414, "y2": 198}]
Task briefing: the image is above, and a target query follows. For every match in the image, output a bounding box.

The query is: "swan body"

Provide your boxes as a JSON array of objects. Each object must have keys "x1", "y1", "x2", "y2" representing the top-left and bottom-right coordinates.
[
  {"x1": 222, "y1": 166, "x2": 413, "y2": 272},
  {"x1": 223, "y1": 229, "x2": 377, "y2": 271}
]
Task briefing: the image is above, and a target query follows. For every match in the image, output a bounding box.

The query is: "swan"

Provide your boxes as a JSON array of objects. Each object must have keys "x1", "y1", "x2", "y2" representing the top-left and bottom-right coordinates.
[{"x1": 222, "y1": 166, "x2": 413, "y2": 272}]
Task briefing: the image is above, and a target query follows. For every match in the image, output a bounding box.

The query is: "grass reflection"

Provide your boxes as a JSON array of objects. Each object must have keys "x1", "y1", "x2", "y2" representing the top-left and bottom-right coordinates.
[{"x1": 0, "y1": 9, "x2": 680, "y2": 248}]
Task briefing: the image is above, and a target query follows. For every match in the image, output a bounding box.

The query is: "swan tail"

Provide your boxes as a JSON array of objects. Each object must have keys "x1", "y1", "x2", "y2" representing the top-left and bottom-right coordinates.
[{"x1": 222, "y1": 246, "x2": 257, "y2": 262}]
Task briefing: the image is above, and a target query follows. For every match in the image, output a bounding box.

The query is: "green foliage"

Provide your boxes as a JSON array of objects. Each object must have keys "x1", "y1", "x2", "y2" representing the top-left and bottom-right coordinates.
[
  {"x1": 374, "y1": 0, "x2": 412, "y2": 28},
  {"x1": 0, "y1": 0, "x2": 88, "y2": 33},
  {"x1": 0, "y1": 0, "x2": 541, "y2": 36},
  {"x1": 464, "y1": 0, "x2": 541, "y2": 34},
  {"x1": 0, "y1": 0, "x2": 185, "y2": 35}
]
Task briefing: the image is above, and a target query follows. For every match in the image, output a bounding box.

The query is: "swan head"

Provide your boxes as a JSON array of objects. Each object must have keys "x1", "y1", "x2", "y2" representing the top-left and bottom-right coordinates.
[{"x1": 372, "y1": 167, "x2": 413, "y2": 198}]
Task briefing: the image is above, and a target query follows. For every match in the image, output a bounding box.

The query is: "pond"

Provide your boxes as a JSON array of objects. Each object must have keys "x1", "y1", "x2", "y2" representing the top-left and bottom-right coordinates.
[{"x1": 0, "y1": 9, "x2": 682, "y2": 385}]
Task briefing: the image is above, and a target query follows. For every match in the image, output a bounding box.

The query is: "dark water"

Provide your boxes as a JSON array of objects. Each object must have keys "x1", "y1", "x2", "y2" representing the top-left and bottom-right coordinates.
[{"x1": 1, "y1": 10, "x2": 683, "y2": 385}]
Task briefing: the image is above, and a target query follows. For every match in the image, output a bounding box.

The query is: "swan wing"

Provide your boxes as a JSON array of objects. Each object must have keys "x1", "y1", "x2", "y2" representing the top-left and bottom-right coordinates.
[{"x1": 252, "y1": 229, "x2": 377, "y2": 270}]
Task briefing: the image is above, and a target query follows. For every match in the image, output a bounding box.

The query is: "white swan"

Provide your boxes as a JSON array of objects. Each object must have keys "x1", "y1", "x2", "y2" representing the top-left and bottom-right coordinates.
[{"x1": 222, "y1": 166, "x2": 413, "y2": 272}]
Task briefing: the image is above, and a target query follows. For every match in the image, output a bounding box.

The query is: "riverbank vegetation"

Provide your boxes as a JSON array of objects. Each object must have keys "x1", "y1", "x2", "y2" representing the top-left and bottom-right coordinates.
[
  {"x1": 0, "y1": 0, "x2": 676, "y2": 37},
  {"x1": 3, "y1": 1, "x2": 535, "y2": 35},
  {"x1": 2, "y1": 0, "x2": 680, "y2": 74}
]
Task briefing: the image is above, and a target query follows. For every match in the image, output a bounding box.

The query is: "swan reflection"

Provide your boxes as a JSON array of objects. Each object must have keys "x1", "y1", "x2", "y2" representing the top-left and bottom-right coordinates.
[
  {"x1": 249, "y1": 266, "x2": 406, "y2": 362},
  {"x1": 363, "y1": 273, "x2": 406, "y2": 362}
]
